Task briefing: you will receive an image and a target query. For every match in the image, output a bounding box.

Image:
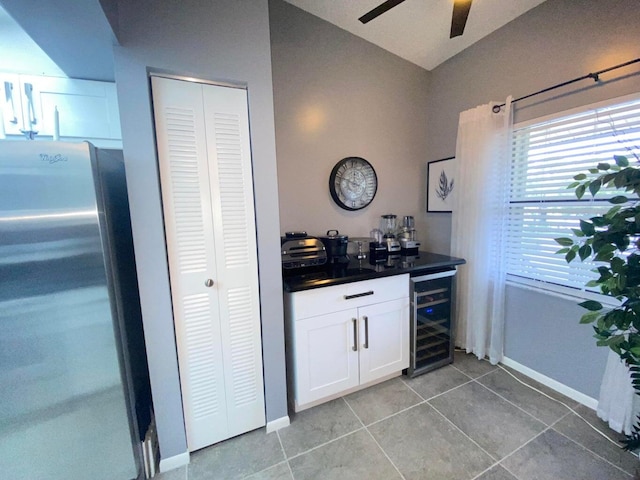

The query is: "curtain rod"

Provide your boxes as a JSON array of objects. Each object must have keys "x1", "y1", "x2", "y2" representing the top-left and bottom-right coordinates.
[{"x1": 492, "y1": 57, "x2": 640, "y2": 113}]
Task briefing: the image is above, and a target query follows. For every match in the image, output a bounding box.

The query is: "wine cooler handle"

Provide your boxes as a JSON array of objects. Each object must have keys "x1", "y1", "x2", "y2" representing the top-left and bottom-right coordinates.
[
  {"x1": 352, "y1": 318, "x2": 358, "y2": 351},
  {"x1": 363, "y1": 316, "x2": 369, "y2": 349}
]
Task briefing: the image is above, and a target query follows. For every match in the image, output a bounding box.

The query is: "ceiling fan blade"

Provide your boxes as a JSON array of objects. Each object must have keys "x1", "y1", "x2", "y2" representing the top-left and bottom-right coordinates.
[
  {"x1": 450, "y1": 0, "x2": 473, "y2": 38},
  {"x1": 359, "y1": 0, "x2": 407, "y2": 24}
]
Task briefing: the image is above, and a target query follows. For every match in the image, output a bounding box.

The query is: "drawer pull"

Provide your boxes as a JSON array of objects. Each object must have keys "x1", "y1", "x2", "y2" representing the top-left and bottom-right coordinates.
[
  {"x1": 352, "y1": 318, "x2": 358, "y2": 351},
  {"x1": 363, "y1": 316, "x2": 369, "y2": 349},
  {"x1": 344, "y1": 290, "x2": 374, "y2": 300}
]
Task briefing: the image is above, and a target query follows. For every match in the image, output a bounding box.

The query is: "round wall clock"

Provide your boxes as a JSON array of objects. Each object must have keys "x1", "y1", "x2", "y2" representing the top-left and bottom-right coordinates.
[{"x1": 329, "y1": 157, "x2": 378, "y2": 211}]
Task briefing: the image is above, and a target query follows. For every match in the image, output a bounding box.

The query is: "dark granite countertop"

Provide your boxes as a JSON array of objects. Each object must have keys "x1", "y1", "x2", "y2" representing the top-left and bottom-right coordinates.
[{"x1": 283, "y1": 251, "x2": 466, "y2": 292}]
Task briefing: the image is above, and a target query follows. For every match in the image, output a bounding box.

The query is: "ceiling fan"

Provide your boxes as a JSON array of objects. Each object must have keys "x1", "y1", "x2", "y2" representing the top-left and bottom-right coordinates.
[{"x1": 358, "y1": 0, "x2": 473, "y2": 38}]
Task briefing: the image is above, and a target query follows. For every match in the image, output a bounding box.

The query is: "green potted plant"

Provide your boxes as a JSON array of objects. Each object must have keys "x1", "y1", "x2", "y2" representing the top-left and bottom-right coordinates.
[{"x1": 555, "y1": 154, "x2": 640, "y2": 450}]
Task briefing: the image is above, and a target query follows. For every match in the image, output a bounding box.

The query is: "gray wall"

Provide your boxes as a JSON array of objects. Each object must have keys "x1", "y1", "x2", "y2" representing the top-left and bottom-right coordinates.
[
  {"x1": 424, "y1": 0, "x2": 640, "y2": 398},
  {"x1": 0, "y1": 0, "x2": 117, "y2": 81},
  {"x1": 269, "y1": 0, "x2": 432, "y2": 243},
  {"x1": 112, "y1": 0, "x2": 287, "y2": 460}
]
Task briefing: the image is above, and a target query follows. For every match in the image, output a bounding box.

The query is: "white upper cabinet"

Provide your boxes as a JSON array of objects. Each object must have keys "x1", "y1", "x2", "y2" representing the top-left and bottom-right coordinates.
[{"x1": 0, "y1": 73, "x2": 121, "y2": 145}]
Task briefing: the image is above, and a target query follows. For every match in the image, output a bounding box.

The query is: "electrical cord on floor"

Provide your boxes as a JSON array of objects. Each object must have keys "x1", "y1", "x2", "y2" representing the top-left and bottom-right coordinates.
[{"x1": 453, "y1": 348, "x2": 625, "y2": 449}]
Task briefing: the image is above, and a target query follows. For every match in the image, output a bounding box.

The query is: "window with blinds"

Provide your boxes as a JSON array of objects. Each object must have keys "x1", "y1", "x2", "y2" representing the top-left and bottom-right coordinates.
[{"x1": 505, "y1": 94, "x2": 640, "y2": 298}]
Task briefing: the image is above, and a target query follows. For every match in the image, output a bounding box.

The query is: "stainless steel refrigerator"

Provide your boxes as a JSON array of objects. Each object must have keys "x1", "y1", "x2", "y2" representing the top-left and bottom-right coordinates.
[{"x1": 0, "y1": 141, "x2": 151, "y2": 479}]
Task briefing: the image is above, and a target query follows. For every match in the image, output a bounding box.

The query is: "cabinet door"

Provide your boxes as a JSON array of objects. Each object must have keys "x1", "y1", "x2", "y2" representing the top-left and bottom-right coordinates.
[
  {"x1": 294, "y1": 311, "x2": 360, "y2": 406},
  {"x1": 0, "y1": 73, "x2": 24, "y2": 135},
  {"x1": 359, "y1": 297, "x2": 410, "y2": 385},
  {"x1": 20, "y1": 75, "x2": 121, "y2": 140}
]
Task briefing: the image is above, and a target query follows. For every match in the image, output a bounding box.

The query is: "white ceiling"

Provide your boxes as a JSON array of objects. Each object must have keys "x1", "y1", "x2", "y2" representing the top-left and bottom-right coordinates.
[{"x1": 284, "y1": 0, "x2": 548, "y2": 71}]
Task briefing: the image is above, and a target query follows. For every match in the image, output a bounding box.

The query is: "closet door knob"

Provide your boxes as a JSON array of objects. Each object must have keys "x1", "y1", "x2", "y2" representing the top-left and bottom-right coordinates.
[{"x1": 204, "y1": 279, "x2": 214, "y2": 287}]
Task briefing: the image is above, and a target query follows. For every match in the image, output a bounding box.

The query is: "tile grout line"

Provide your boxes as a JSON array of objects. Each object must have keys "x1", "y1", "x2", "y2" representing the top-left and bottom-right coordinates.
[
  {"x1": 551, "y1": 424, "x2": 637, "y2": 477},
  {"x1": 363, "y1": 426, "x2": 407, "y2": 480},
  {"x1": 241, "y1": 460, "x2": 292, "y2": 480},
  {"x1": 449, "y1": 354, "x2": 498, "y2": 380},
  {"x1": 341, "y1": 396, "x2": 366, "y2": 428},
  {"x1": 282, "y1": 426, "x2": 367, "y2": 463},
  {"x1": 342, "y1": 397, "x2": 407, "y2": 480},
  {"x1": 488, "y1": 363, "x2": 632, "y2": 461},
  {"x1": 468, "y1": 460, "x2": 524, "y2": 480},
  {"x1": 400, "y1": 371, "x2": 476, "y2": 404},
  {"x1": 364, "y1": 398, "x2": 428, "y2": 428},
  {"x1": 491, "y1": 425, "x2": 554, "y2": 480},
  {"x1": 399, "y1": 376, "x2": 427, "y2": 401},
  {"x1": 471, "y1": 376, "x2": 558, "y2": 428},
  {"x1": 275, "y1": 429, "x2": 296, "y2": 479},
  {"x1": 427, "y1": 400, "x2": 499, "y2": 463}
]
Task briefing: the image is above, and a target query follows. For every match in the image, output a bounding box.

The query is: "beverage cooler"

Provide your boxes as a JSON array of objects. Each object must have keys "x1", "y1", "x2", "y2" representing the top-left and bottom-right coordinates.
[{"x1": 408, "y1": 270, "x2": 457, "y2": 377}]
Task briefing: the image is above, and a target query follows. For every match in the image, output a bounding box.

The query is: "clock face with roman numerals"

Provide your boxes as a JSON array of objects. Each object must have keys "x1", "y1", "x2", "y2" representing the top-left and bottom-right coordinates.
[{"x1": 329, "y1": 157, "x2": 377, "y2": 211}]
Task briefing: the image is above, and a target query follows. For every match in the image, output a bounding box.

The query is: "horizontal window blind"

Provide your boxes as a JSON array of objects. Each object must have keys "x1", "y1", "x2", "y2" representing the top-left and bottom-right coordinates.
[{"x1": 505, "y1": 95, "x2": 640, "y2": 293}]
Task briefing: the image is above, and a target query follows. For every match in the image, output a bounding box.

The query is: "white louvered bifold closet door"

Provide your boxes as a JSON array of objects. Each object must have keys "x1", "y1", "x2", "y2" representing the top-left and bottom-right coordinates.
[{"x1": 151, "y1": 76, "x2": 265, "y2": 451}]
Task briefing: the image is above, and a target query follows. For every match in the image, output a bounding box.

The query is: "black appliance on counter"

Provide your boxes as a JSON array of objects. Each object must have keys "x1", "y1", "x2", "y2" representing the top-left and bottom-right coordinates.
[
  {"x1": 319, "y1": 230, "x2": 350, "y2": 264},
  {"x1": 281, "y1": 232, "x2": 327, "y2": 269}
]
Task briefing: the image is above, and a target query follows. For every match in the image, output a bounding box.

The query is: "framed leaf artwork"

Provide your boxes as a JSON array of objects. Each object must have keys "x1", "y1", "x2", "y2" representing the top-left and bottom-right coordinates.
[{"x1": 427, "y1": 157, "x2": 455, "y2": 212}]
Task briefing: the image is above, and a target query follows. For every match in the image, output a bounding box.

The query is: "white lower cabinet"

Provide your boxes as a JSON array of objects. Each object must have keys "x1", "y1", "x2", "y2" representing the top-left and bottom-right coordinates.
[{"x1": 286, "y1": 275, "x2": 409, "y2": 410}]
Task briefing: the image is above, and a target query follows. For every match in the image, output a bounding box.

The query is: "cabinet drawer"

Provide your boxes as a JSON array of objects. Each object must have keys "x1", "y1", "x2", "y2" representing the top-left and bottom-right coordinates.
[{"x1": 290, "y1": 274, "x2": 409, "y2": 319}]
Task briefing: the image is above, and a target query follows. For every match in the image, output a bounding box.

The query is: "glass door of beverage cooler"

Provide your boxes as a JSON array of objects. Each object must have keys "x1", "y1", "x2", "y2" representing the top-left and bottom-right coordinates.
[{"x1": 408, "y1": 270, "x2": 456, "y2": 377}]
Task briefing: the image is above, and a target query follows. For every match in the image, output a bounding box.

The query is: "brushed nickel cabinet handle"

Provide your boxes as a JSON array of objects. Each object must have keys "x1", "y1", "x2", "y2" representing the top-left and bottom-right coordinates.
[
  {"x1": 204, "y1": 278, "x2": 214, "y2": 287},
  {"x1": 352, "y1": 318, "x2": 358, "y2": 351},
  {"x1": 363, "y1": 316, "x2": 369, "y2": 349}
]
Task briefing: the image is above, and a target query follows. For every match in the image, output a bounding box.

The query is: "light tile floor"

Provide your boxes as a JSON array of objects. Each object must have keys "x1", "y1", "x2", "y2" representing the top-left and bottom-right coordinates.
[{"x1": 156, "y1": 351, "x2": 639, "y2": 480}]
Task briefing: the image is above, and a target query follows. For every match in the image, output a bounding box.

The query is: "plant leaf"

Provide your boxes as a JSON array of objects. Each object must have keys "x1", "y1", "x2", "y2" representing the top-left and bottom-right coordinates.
[
  {"x1": 579, "y1": 219, "x2": 595, "y2": 236},
  {"x1": 580, "y1": 311, "x2": 600, "y2": 324},
  {"x1": 578, "y1": 300, "x2": 603, "y2": 311},
  {"x1": 597, "y1": 162, "x2": 611, "y2": 170},
  {"x1": 578, "y1": 244, "x2": 592, "y2": 261},
  {"x1": 576, "y1": 184, "x2": 586, "y2": 199},
  {"x1": 589, "y1": 179, "x2": 602, "y2": 196},
  {"x1": 573, "y1": 173, "x2": 587, "y2": 181},
  {"x1": 555, "y1": 237, "x2": 574, "y2": 246},
  {"x1": 610, "y1": 195, "x2": 629, "y2": 204},
  {"x1": 614, "y1": 155, "x2": 629, "y2": 167}
]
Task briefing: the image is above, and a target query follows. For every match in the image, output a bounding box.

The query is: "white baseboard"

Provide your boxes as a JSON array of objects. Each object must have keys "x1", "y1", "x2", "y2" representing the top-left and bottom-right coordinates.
[
  {"x1": 266, "y1": 415, "x2": 290, "y2": 433},
  {"x1": 501, "y1": 356, "x2": 598, "y2": 410},
  {"x1": 159, "y1": 451, "x2": 190, "y2": 473}
]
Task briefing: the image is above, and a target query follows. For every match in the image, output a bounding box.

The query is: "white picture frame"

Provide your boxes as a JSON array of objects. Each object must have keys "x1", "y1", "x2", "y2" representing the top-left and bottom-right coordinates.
[{"x1": 427, "y1": 157, "x2": 455, "y2": 212}]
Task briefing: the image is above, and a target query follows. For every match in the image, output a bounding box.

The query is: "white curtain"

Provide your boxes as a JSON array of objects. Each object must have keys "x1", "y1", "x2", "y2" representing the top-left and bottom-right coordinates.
[
  {"x1": 597, "y1": 350, "x2": 639, "y2": 434},
  {"x1": 451, "y1": 97, "x2": 513, "y2": 365}
]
